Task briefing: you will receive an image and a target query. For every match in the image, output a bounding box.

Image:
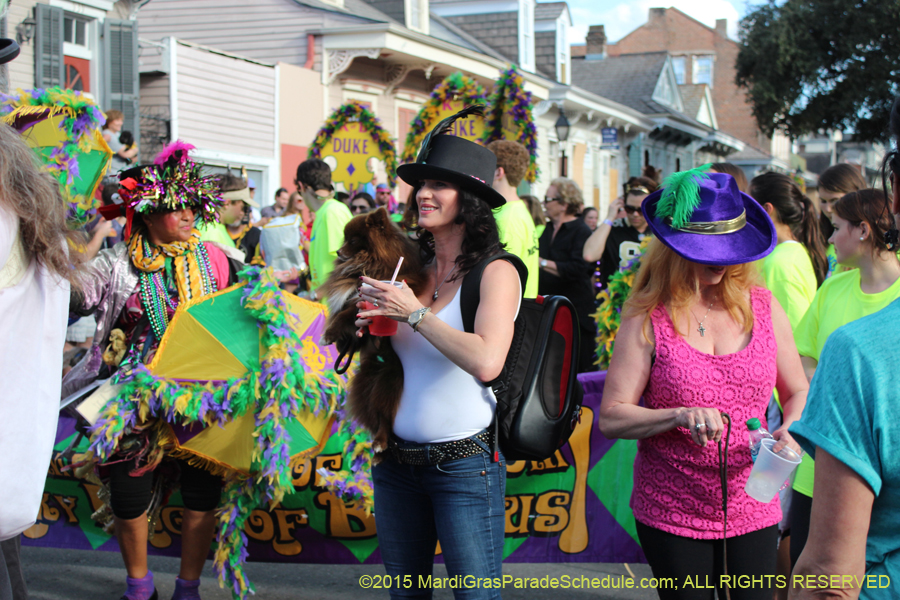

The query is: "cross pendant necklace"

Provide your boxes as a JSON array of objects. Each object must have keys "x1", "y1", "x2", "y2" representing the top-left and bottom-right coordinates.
[
  {"x1": 433, "y1": 262, "x2": 457, "y2": 300},
  {"x1": 693, "y1": 297, "x2": 715, "y2": 337}
]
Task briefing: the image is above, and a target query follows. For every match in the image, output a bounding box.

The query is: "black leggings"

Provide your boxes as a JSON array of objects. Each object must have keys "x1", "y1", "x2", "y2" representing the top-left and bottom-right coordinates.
[
  {"x1": 788, "y1": 490, "x2": 812, "y2": 569},
  {"x1": 636, "y1": 521, "x2": 779, "y2": 600},
  {"x1": 109, "y1": 458, "x2": 223, "y2": 520}
]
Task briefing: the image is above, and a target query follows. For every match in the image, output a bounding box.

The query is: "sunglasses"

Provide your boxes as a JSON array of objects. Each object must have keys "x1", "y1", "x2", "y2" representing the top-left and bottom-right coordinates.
[
  {"x1": 623, "y1": 206, "x2": 642, "y2": 215},
  {"x1": 543, "y1": 197, "x2": 560, "y2": 204},
  {"x1": 350, "y1": 205, "x2": 369, "y2": 213}
]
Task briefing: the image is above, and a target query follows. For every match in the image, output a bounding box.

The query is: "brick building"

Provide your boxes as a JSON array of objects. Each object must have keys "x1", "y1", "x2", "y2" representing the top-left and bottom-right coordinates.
[{"x1": 575, "y1": 7, "x2": 791, "y2": 177}]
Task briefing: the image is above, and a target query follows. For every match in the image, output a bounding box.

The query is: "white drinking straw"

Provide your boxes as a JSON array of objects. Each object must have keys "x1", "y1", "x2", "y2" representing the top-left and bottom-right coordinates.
[{"x1": 389, "y1": 256, "x2": 404, "y2": 285}]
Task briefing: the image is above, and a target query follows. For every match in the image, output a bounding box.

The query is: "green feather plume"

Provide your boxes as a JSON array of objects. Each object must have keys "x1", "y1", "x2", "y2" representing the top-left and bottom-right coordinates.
[{"x1": 656, "y1": 164, "x2": 712, "y2": 229}]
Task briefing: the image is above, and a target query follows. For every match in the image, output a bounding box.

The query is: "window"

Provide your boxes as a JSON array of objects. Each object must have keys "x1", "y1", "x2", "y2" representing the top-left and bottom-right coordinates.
[
  {"x1": 693, "y1": 55, "x2": 713, "y2": 86},
  {"x1": 672, "y1": 56, "x2": 685, "y2": 85},
  {"x1": 64, "y1": 16, "x2": 88, "y2": 47}
]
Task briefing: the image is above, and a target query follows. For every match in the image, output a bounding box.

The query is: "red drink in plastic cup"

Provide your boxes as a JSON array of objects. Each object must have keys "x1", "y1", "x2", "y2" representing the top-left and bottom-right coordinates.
[{"x1": 362, "y1": 281, "x2": 402, "y2": 336}]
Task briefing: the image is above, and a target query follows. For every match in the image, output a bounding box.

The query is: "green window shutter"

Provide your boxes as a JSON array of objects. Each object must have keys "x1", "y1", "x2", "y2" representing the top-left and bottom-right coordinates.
[
  {"x1": 103, "y1": 19, "x2": 139, "y2": 147},
  {"x1": 34, "y1": 4, "x2": 64, "y2": 88}
]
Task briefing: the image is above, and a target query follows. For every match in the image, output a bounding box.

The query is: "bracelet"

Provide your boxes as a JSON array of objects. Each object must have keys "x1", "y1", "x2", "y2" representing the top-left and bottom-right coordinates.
[{"x1": 603, "y1": 218, "x2": 614, "y2": 227}]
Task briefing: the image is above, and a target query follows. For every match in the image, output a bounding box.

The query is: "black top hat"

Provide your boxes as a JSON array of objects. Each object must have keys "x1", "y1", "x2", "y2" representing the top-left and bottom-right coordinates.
[
  {"x1": 0, "y1": 39, "x2": 20, "y2": 65},
  {"x1": 397, "y1": 106, "x2": 506, "y2": 209}
]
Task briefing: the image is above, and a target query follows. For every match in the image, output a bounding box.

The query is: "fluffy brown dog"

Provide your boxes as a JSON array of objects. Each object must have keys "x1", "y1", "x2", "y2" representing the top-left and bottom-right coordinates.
[{"x1": 321, "y1": 208, "x2": 426, "y2": 451}]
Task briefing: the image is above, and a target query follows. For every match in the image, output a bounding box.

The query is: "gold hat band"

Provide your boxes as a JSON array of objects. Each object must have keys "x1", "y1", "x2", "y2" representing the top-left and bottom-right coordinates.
[{"x1": 668, "y1": 210, "x2": 747, "y2": 235}]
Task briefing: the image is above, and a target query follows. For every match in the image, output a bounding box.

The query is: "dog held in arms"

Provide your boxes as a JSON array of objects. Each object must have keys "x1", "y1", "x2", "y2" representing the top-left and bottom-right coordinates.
[{"x1": 321, "y1": 208, "x2": 426, "y2": 452}]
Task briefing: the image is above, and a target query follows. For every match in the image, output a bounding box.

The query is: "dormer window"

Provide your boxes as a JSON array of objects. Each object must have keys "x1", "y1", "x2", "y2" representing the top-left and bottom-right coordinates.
[
  {"x1": 405, "y1": 0, "x2": 429, "y2": 34},
  {"x1": 672, "y1": 56, "x2": 685, "y2": 85},
  {"x1": 518, "y1": 0, "x2": 535, "y2": 72}
]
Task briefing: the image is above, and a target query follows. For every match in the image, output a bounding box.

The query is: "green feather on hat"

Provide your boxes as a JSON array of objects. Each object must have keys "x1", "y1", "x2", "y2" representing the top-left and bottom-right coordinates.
[{"x1": 655, "y1": 164, "x2": 712, "y2": 229}]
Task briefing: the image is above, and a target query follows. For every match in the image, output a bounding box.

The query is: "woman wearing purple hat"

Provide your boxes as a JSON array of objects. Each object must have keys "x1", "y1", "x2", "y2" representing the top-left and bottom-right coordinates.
[{"x1": 598, "y1": 166, "x2": 809, "y2": 599}]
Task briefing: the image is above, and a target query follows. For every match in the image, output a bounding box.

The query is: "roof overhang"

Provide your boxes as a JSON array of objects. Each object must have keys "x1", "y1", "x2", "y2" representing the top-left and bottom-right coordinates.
[
  {"x1": 650, "y1": 116, "x2": 709, "y2": 146},
  {"x1": 548, "y1": 85, "x2": 655, "y2": 132},
  {"x1": 698, "y1": 130, "x2": 745, "y2": 156},
  {"x1": 313, "y1": 23, "x2": 552, "y2": 99}
]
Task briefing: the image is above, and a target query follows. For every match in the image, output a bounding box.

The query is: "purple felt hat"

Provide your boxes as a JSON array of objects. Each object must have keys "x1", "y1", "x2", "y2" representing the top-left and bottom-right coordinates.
[{"x1": 642, "y1": 170, "x2": 776, "y2": 266}]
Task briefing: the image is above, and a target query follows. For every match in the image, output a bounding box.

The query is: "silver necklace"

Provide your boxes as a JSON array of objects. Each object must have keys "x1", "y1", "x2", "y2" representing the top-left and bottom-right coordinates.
[
  {"x1": 433, "y1": 262, "x2": 457, "y2": 300},
  {"x1": 692, "y1": 296, "x2": 715, "y2": 337}
]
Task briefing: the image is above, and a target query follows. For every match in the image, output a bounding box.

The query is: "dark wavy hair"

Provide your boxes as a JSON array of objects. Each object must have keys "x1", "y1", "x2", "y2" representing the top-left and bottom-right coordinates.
[
  {"x1": 402, "y1": 183, "x2": 503, "y2": 278},
  {"x1": 750, "y1": 171, "x2": 828, "y2": 286}
]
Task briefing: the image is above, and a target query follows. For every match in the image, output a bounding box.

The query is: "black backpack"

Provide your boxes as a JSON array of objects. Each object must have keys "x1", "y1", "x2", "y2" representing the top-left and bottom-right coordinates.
[{"x1": 460, "y1": 252, "x2": 583, "y2": 462}]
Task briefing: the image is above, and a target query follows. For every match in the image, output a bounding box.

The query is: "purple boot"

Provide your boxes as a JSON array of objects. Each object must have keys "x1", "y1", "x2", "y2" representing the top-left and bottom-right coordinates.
[
  {"x1": 121, "y1": 571, "x2": 158, "y2": 600},
  {"x1": 171, "y1": 577, "x2": 201, "y2": 600}
]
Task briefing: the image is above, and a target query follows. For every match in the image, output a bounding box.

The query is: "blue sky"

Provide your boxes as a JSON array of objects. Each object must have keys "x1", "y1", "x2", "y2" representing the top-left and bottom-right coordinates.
[{"x1": 565, "y1": 0, "x2": 750, "y2": 46}]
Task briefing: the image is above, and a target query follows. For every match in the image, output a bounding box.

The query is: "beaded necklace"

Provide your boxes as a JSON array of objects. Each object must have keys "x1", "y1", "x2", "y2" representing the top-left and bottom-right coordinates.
[{"x1": 139, "y1": 242, "x2": 215, "y2": 341}]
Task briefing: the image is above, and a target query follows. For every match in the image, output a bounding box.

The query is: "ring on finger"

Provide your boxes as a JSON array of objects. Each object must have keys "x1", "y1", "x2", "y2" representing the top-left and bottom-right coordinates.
[
  {"x1": 373, "y1": 300, "x2": 379, "y2": 307},
  {"x1": 694, "y1": 423, "x2": 707, "y2": 431}
]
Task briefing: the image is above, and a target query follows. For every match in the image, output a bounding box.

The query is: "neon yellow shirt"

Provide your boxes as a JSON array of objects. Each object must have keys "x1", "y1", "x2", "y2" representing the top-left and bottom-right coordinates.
[
  {"x1": 761, "y1": 241, "x2": 817, "y2": 329},
  {"x1": 792, "y1": 268, "x2": 900, "y2": 496},
  {"x1": 196, "y1": 221, "x2": 236, "y2": 248},
  {"x1": 493, "y1": 199, "x2": 538, "y2": 298},
  {"x1": 309, "y1": 198, "x2": 352, "y2": 291}
]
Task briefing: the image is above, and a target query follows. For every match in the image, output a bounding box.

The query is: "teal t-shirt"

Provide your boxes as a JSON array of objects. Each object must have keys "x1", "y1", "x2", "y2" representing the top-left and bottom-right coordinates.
[
  {"x1": 790, "y1": 300, "x2": 900, "y2": 595},
  {"x1": 761, "y1": 241, "x2": 817, "y2": 329},
  {"x1": 309, "y1": 198, "x2": 352, "y2": 290},
  {"x1": 493, "y1": 199, "x2": 538, "y2": 298}
]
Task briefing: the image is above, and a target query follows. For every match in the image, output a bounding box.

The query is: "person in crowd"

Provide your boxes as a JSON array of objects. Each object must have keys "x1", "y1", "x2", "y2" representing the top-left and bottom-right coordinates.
[
  {"x1": 219, "y1": 174, "x2": 263, "y2": 265},
  {"x1": 0, "y1": 124, "x2": 75, "y2": 600},
  {"x1": 748, "y1": 171, "x2": 827, "y2": 591},
  {"x1": 521, "y1": 194, "x2": 546, "y2": 239},
  {"x1": 62, "y1": 142, "x2": 234, "y2": 600},
  {"x1": 349, "y1": 192, "x2": 376, "y2": 215},
  {"x1": 788, "y1": 186, "x2": 900, "y2": 569},
  {"x1": 582, "y1": 176, "x2": 658, "y2": 289},
  {"x1": 710, "y1": 162, "x2": 749, "y2": 193},
  {"x1": 582, "y1": 206, "x2": 599, "y2": 231},
  {"x1": 375, "y1": 183, "x2": 400, "y2": 214},
  {"x1": 538, "y1": 177, "x2": 596, "y2": 373},
  {"x1": 298, "y1": 159, "x2": 350, "y2": 301},
  {"x1": 788, "y1": 96, "x2": 900, "y2": 600},
  {"x1": 355, "y1": 110, "x2": 519, "y2": 600},
  {"x1": 598, "y1": 169, "x2": 808, "y2": 600},
  {"x1": 488, "y1": 140, "x2": 539, "y2": 298},
  {"x1": 816, "y1": 164, "x2": 867, "y2": 276},
  {"x1": 335, "y1": 191, "x2": 350, "y2": 206},
  {"x1": 102, "y1": 110, "x2": 139, "y2": 177},
  {"x1": 750, "y1": 172, "x2": 828, "y2": 327},
  {"x1": 260, "y1": 187, "x2": 289, "y2": 221}
]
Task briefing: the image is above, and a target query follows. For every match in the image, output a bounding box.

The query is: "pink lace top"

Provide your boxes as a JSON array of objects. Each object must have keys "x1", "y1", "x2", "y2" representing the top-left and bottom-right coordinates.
[{"x1": 631, "y1": 286, "x2": 782, "y2": 539}]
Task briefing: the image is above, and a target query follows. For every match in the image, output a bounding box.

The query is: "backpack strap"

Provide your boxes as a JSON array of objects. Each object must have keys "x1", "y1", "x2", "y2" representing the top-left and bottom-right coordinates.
[{"x1": 460, "y1": 251, "x2": 528, "y2": 335}]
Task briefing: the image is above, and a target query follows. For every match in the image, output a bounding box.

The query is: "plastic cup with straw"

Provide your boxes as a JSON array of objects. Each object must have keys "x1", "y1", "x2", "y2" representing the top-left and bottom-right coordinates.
[{"x1": 362, "y1": 257, "x2": 404, "y2": 336}]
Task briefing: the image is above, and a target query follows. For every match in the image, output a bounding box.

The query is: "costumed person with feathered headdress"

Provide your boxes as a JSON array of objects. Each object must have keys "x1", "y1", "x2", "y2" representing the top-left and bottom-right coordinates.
[
  {"x1": 352, "y1": 106, "x2": 521, "y2": 599},
  {"x1": 597, "y1": 167, "x2": 809, "y2": 599},
  {"x1": 62, "y1": 141, "x2": 235, "y2": 600}
]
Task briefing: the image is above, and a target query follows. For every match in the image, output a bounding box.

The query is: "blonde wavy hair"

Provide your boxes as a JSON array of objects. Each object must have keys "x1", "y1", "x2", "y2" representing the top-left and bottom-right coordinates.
[
  {"x1": 549, "y1": 177, "x2": 583, "y2": 216},
  {"x1": 624, "y1": 237, "x2": 759, "y2": 340},
  {"x1": 0, "y1": 124, "x2": 80, "y2": 285}
]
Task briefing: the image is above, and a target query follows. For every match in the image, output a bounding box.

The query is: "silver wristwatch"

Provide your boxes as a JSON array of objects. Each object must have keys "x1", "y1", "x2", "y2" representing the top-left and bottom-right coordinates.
[{"x1": 407, "y1": 307, "x2": 431, "y2": 332}]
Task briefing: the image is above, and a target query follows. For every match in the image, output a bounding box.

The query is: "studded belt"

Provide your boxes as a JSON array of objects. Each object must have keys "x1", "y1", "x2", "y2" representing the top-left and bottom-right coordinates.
[{"x1": 387, "y1": 429, "x2": 494, "y2": 466}]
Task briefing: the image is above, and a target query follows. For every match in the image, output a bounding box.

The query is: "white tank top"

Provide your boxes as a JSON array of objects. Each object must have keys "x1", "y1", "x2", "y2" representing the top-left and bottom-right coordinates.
[{"x1": 391, "y1": 286, "x2": 499, "y2": 444}]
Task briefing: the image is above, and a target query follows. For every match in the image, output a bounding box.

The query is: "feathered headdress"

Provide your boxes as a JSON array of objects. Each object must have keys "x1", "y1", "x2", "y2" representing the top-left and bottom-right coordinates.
[
  {"x1": 655, "y1": 163, "x2": 712, "y2": 229},
  {"x1": 104, "y1": 140, "x2": 222, "y2": 239}
]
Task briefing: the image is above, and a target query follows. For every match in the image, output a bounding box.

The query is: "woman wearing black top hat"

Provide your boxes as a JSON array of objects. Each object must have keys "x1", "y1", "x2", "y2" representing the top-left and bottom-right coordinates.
[{"x1": 355, "y1": 107, "x2": 520, "y2": 599}]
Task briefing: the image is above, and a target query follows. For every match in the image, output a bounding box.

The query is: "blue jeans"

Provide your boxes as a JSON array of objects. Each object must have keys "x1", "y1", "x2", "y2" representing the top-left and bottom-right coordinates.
[{"x1": 372, "y1": 439, "x2": 506, "y2": 600}]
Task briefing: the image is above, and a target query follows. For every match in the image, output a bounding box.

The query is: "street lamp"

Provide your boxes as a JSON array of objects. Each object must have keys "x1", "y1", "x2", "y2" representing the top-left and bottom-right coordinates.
[{"x1": 555, "y1": 107, "x2": 570, "y2": 177}]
